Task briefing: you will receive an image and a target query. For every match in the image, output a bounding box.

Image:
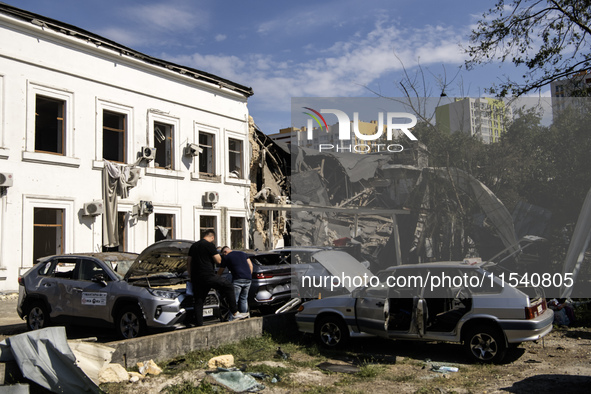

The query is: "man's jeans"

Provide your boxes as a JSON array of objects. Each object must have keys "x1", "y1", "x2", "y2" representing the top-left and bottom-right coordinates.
[{"x1": 233, "y1": 279, "x2": 251, "y2": 314}]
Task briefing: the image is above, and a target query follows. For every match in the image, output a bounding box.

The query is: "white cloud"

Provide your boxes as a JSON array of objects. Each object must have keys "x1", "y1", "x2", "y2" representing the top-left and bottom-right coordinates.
[
  {"x1": 165, "y1": 19, "x2": 468, "y2": 111},
  {"x1": 125, "y1": 2, "x2": 204, "y2": 33},
  {"x1": 215, "y1": 34, "x2": 227, "y2": 42}
]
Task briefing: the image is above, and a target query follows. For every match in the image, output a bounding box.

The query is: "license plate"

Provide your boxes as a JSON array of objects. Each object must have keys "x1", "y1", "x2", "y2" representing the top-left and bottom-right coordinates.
[
  {"x1": 537, "y1": 304, "x2": 543, "y2": 314},
  {"x1": 203, "y1": 308, "x2": 213, "y2": 317}
]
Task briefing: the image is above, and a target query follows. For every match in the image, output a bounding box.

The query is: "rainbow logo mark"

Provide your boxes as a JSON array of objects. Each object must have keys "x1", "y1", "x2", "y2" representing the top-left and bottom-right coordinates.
[{"x1": 302, "y1": 107, "x2": 329, "y2": 133}]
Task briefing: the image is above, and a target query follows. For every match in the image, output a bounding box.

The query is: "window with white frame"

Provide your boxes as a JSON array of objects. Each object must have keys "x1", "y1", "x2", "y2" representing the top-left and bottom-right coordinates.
[
  {"x1": 117, "y1": 211, "x2": 127, "y2": 252},
  {"x1": 199, "y1": 132, "x2": 215, "y2": 175},
  {"x1": 35, "y1": 95, "x2": 65, "y2": 155},
  {"x1": 33, "y1": 208, "x2": 64, "y2": 264},
  {"x1": 154, "y1": 122, "x2": 174, "y2": 169},
  {"x1": 155, "y1": 213, "x2": 174, "y2": 242},
  {"x1": 228, "y1": 138, "x2": 243, "y2": 178},
  {"x1": 230, "y1": 216, "x2": 245, "y2": 249},
  {"x1": 27, "y1": 83, "x2": 74, "y2": 159},
  {"x1": 103, "y1": 110, "x2": 126, "y2": 163},
  {"x1": 199, "y1": 215, "x2": 217, "y2": 239},
  {"x1": 0, "y1": 75, "x2": 3, "y2": 150}
]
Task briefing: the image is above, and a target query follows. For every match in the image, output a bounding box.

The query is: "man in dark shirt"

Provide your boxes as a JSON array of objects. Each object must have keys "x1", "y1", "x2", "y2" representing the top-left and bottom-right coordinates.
[
  {"x1": 187, "y1": 230, "x2": 248, "y2": 326},
  {"x1": 217, "y1": 246, "x2": 253, "y2": 317}
]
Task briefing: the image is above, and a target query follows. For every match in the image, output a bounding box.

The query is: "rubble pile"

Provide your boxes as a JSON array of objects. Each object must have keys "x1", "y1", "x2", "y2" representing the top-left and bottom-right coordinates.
[{"x1": 249, "y1": 124, "x2": 517, "y2": 269}]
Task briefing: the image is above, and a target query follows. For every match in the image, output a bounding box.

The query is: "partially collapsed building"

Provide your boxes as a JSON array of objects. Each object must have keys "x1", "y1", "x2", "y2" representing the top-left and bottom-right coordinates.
[{"x1": 249, "y1": 131, "x2": 519, "y2": 273}]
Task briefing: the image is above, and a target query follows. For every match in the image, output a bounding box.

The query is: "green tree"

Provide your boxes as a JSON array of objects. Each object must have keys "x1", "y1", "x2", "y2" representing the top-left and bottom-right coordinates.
[{"x1": 466, "y1": 0, "x2": 591, "y2": 97}]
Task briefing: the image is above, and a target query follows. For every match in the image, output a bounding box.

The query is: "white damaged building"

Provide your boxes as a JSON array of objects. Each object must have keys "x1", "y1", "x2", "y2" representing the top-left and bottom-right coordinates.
[{"x1": 0, "y1": 3, "x2": 253, "y2": 291}]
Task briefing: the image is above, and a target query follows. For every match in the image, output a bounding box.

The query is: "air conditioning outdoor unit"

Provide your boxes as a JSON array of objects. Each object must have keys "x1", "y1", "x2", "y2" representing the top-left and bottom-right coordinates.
[
  {"x1": 184, "y1": 143, "x2": 202, "y2": 157},
  {"x1": 139, "y1": 200, "x2": 154, "y2": 216},
  {"x1": 140, "y1": 146, "x2": 156, "y2": 161},
  {"x1": 0, "y1": 173, "x2": 13, "y2": 187},
  {"x1": 204, "y1": 191, "x2": 219, "y2": 204},
  {"x1": 83, "y1": 201, "x2": 104, "y2": 216}
]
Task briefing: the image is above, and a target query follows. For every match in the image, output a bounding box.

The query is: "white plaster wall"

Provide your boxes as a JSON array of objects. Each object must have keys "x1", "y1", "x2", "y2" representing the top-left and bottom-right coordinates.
[{"x1": 0, "y1": 14, "x2": 251, "y2": 290}]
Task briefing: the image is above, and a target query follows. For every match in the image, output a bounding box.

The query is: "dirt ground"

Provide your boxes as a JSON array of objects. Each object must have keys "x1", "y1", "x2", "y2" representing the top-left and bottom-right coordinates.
[{"x1": 106, "y1": 325, "x2": 591, "y2": 394}]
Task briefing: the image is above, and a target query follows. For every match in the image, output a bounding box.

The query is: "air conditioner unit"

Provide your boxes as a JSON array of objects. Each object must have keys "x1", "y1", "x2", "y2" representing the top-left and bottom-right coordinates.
[
  {"x1": 184, "y1": 143, "x2": 202, "y2": 157},
  {"x1": 83, "y1": 201, "x2": 104, "y2": 216},
  {"x1": 140, "y1": 146, "x2": 156, "y2": 161},
  {"x1": 0, "y1": 173, "x2": 13, "y2": 187},
  {"x1": 139, "y1": 200, "x2": 154, "y2": 216},
  {"x1": 204, "y1": 191, "x2": 219, "y2": 204}
]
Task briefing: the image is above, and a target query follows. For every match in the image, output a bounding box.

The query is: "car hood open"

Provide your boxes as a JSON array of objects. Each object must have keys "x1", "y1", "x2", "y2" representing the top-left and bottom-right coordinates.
[
  {"x1": 310, "y1": 250, "x2": 374, "y2": 292},
  {"x1": 124, "y1": 239, "x2": 194, "y2": 281}
]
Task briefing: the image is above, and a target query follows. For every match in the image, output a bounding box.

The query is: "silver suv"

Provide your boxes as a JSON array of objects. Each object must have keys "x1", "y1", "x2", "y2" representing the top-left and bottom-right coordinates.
[{"x1": 17, "y1": 241, "x2": 220, "y2": 339}]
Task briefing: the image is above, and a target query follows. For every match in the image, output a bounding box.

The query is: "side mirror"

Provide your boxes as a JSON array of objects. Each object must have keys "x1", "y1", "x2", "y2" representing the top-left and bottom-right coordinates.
[{"x1": 92, "y1": 274, "x2": 108, "y2": 287}]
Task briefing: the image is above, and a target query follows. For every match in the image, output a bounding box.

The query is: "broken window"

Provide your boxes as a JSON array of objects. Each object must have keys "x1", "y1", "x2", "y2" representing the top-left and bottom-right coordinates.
[
  {"x1": 200, "y1": 215, "x2": 217, "y2": 239},
  {"x1": 230, "y1": 216, "x2": 244, "y2": 249},
  {"x1": 154, "y1": 122, "x2": 173, "y2": 169},
  {"x1": 117, "y1": 211, "x2": 126, "y2": 252},
  {"x1": 33, "y1": 208, "x2": 64, "y2": 264},
  {"x1": 103, "y1": 110, "x2": 126, "y2": 162},
  {"x1": 78, "y1": 259, "x2": 108, "y2": 281},
  {"x1": 35, "y1": 95, "x2": 64, "y2": 154},
  {"x1": 199, "y1": 132, "x2": 215, "y2": 175},
  {"x1": 155, "y1": 213, "x2": 174, "y2": 242},
  {"x1": 228, "y1": 138, "x2": 243, "y2": 178}
]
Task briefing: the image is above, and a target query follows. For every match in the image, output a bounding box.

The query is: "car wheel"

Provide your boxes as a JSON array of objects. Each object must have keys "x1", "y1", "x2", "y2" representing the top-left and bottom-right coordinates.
[
  {"x1": 219, "y1": 298, "x2": 231, "y2": 322},
  {"x1": 26, "y1": 302, "x2": 49, "y2": 331},
  {"x1": 115, "y1": 306, "x2": 146, "y2": 339},
  {"x1": 464, "y1": 324, "x2": 506, "y2": 363},
  {"x1": 315, "y1": 316, "x2": 349, "y2": 348}
]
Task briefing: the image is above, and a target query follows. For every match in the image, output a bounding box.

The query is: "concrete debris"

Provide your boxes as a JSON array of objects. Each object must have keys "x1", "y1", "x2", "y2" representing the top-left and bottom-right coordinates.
[
  {"x1": 137, "y1": 359, "x2": 163, "y2": 376},
  {"x1": 207, "y1": 354, "x2": 235, "y2": 369},
  {"x1": 128, "y1": 371, "x2": 144, "y2": 383},
  {"x1": 98, "y1": 363, "x2": 129, "y2": 384},
  {"x1": 250, "y1": 120, "x2": 521, "y2": 270}
]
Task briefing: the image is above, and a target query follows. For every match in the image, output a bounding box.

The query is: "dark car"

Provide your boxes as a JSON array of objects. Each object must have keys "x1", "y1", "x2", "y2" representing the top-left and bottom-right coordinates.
[
  {"x1": 219, "y1": 251, "x2": 292, "y2": 313},
  {"x1": 17, "y1": 241, "x2": 221, "y2": 339}
]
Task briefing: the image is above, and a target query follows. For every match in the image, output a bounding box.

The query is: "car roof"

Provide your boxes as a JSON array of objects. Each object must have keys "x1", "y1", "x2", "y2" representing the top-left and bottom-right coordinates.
[
  {"x1": 37, "y1": 252, "x2": 139, "y2": 263},
  {"x1": 383, "y1": 261, "x2": 485, "y2": 271}
]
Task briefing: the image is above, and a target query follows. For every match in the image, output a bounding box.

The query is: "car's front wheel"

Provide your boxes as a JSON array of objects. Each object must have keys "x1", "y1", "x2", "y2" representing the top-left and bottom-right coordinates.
[
  {"x1": 115, "y1": 306, "x2": 146, "y2": 339},
  {"x1": 25, "y1": 302, "x2": 50, "y2": 331},
  {"x1": 464, "y1": 324, "x2": 507, "y2": 363},
  {"x1": 315, "y1": 315, "x2": 349, "y2": 348}
]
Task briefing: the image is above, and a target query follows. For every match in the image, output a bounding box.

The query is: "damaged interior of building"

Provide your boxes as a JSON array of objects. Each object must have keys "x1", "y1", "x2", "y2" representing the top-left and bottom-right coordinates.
[{"x1": 248, "y1": 121, "x2": 528, "y2": 273}]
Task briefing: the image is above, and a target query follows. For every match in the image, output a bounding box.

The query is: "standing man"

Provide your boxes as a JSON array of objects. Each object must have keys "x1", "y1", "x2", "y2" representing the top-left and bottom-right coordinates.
[
  {"x1": 217, "y1": 246, "x2": 253, "y2": 317},
  {"x1": 187, "y1": 230, "x2": 248, "y2": 326}
]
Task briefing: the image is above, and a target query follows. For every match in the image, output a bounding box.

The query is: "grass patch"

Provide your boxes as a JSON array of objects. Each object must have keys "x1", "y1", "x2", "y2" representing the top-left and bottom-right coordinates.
[
  {"x1": 357, "y1": 363, "x2": 385, "y2": 379},
  {"x1": 386, "y1": 373, "x2": 416, "y2": 383},
  {"x1": 164, "y1": 333, "x2": 305, "y2": 372},
  {"x1": 165, "y1": 380, "x2": 218, "y2": 394}
]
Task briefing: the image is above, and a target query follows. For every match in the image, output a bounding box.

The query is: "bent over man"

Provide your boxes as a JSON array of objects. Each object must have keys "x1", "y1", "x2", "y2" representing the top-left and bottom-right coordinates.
[{"x1": 187, "y1": 230, "x2": 248, "y2": 326}]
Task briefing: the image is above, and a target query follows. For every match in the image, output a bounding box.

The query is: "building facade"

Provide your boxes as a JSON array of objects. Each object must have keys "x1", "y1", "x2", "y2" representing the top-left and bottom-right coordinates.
[
  {"x1": 550, "y1": 71, "x2": 591, "y2": 117},
  {"x1": 436, "y1": 98, "x2": 512, "y2": 144},
  {"x1": 0, "y1": 4, "x2": 253, "y2": 290}
]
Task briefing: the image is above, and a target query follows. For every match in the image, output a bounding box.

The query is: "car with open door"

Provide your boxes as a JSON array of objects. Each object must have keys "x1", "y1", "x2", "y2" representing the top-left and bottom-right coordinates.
[
  {"x1": 296, "y1": 260, "x2": 553, "y2": 363},
  {"x1": 17, "y1": 240, "x2": 220, "y2": 339}
]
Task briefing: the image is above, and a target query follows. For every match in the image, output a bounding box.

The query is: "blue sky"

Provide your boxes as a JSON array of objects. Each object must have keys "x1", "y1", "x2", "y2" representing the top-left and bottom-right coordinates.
[{"x1": 6, "y1": 0, "x2": 548, "y2": 133}]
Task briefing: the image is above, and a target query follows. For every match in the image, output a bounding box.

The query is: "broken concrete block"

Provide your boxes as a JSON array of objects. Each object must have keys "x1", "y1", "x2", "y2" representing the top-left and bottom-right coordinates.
[
  {"x1": 98, "y1": 363, "x2": 129, "y2": 383},
  {"x1": 128, "y1": 371, "x2": 144, "y2": 383},
  {"x1": 137, "y1": 360, "x2": 162, "y2": 376},
  {"x1": 207, "y1": 355, "x2": 234, "y2": 369}
]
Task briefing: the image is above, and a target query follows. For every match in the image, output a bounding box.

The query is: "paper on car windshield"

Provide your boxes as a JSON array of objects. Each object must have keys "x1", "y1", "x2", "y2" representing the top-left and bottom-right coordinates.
[{"x1": 82, "y1": 292, "x2": 107, "y2": 306}]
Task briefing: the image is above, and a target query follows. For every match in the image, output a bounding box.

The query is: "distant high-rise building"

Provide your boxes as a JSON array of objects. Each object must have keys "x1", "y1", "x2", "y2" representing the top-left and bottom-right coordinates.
[
  {"x1": 550, "y1": 71, "x2": 591, "y2": 117},
  {"x1": 435, "y1": 98, "x2": 512, "y2": 144}
]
